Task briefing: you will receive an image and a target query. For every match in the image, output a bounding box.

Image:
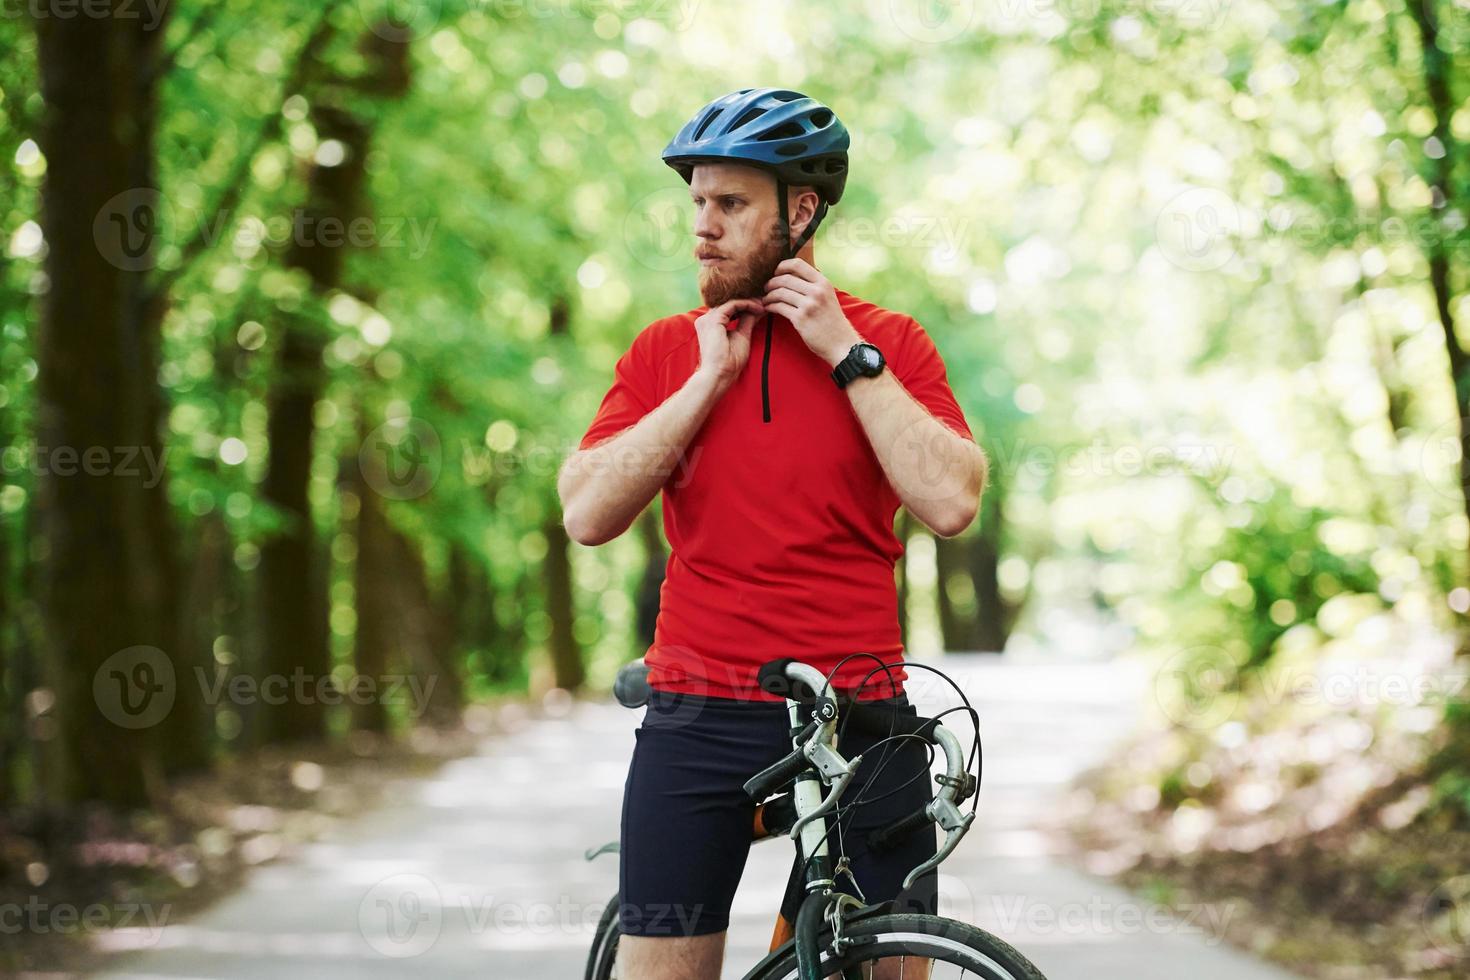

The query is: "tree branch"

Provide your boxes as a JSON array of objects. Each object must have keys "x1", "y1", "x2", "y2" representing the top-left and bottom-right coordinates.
[
  {"x1": 145, "y1": 2, "x2": 344, "y2": 307},
  {"x1": 150, "y1": 0, "x2": 226, "y2": 84},
  {"x1": 1407, "y1": 1, "x2": 1464, "y2": 382}
]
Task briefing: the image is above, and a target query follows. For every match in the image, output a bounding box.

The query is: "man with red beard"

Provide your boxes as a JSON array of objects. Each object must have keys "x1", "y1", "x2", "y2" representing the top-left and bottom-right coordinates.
[{"x1": 559, "y1": 89, "x2": 986, "y2": 979}]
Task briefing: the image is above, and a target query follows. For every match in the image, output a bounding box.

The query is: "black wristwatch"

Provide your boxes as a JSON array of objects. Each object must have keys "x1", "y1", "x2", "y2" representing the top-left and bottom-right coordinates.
[{"x1": 831, "y1": 342, "x2": 886, "y2": 389}]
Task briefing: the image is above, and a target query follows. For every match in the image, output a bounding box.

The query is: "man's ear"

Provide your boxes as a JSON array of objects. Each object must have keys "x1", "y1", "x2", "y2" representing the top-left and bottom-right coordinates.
[{"x1": 786, "y1": 185, "x2": 821, "y2": 241}]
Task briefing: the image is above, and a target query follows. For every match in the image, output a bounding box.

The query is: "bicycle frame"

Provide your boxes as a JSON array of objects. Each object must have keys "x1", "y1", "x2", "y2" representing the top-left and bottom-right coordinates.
[{"x1": 587, "y1": 657, "x2": 977, "y2": 979}]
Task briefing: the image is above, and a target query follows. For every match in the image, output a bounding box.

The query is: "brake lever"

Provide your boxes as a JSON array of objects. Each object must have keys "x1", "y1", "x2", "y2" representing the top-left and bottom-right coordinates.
[
  {"x1": 899, "y1": 724, "x2": 978, "y2": 889},
  {"x1": 900, "y1": 797, "x2": 975, "y2": 890},
  {"x1": 804, "y1": 739, "x2": 853, "y2": 782},
  {"x1": 787, "y1": 753, "x2": 862, "y2": 842}
]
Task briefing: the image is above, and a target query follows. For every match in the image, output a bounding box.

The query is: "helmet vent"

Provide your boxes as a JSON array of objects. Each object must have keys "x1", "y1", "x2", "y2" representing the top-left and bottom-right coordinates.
[
  {"x1": 730, "y1": 107, "x2": 766, "y2": 132},
  {"x1": 757, "y1": 121, "x2": 805, "y2": 142},
  {"x1": 692, "y1": 107, "x2": 722, "y2": 141},
  {"x1": 810, "y1": 109, "x2": 833, "y2": 128},
  {"x1": 775, "y1": 142, "x2": 808, "y2": 157}
]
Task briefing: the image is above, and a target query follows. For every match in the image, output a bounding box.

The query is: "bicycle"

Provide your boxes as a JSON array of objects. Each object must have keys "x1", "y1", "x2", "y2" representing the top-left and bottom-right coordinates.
[{"x1": 584, "y1": 656, "x2": 1050, "y2": 979}]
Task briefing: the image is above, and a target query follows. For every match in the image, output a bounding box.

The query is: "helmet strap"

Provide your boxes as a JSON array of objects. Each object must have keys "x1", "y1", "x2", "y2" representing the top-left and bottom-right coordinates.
[{"x1": 775, "y1": 176, "x2": 829, "y2": 261}]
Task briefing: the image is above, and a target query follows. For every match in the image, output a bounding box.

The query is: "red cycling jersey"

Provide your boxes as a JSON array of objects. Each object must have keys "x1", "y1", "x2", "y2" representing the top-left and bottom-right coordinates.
[{"x1": 577, "y1": 288, "x2": 975, "y2": 702}]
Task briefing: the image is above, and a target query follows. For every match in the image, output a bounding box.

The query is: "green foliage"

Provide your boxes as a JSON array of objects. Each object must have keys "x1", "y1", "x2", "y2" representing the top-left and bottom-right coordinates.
[{"x1": 2, "y1": 0, "x2": 1469, "y2": 809}]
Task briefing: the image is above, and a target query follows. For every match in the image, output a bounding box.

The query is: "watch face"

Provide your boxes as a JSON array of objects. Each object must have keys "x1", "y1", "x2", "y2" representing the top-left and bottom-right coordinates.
[{"x1": 859, "y1": 346, "x2": 882, "y2": 370}]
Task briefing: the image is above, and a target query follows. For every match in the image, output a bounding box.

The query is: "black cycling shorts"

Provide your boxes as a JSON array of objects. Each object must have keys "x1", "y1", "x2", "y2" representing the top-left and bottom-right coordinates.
[{"x1": 617, "y1": 687, "x2": 938, "y2": 938}]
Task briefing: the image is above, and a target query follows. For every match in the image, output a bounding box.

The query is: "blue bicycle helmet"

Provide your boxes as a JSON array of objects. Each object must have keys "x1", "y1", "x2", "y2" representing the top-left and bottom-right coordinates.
[{"x1": 662, "y1": 88, "x2": 850, "y2": 257}]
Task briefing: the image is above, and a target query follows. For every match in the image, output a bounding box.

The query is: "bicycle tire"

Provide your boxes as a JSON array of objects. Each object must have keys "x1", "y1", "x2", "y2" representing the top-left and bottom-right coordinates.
[
  {"x1": 744, "y1": 912, "x2": 1048, "y2": 980},
  {"x1": 585, "y1": 893, "x2": 620, "y2": 980}
]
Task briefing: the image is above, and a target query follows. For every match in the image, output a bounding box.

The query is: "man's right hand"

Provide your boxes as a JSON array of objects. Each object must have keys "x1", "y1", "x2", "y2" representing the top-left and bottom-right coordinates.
[{"x1": 692, "y1": 299, "x2": 765, "y2": 397}]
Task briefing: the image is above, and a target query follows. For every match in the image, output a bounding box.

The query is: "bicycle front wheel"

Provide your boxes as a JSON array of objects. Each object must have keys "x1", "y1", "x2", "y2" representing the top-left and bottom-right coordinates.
[
  {"x1": 585, "y1": 893, "x2": 620, "y2": 980},
  {"x1": 746, "y1": 913, "x2": 1048, "y2": 980}
]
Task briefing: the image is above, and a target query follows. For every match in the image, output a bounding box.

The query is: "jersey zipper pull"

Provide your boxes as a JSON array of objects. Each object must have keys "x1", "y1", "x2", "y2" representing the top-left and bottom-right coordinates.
[{"x1": 761, "y1": 311, "x2": 774, "y2": 423}]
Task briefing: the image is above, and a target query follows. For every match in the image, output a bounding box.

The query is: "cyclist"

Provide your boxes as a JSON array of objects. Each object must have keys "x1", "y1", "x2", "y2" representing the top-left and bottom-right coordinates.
[{"x1": 558, "y1": 88, "x2": 987, "y2": 980}]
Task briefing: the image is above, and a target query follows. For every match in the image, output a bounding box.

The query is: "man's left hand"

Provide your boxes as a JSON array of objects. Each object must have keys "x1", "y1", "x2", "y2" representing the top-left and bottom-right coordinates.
[{"x1": 762, "y1": 258, "x2": 863, "y2": 367}]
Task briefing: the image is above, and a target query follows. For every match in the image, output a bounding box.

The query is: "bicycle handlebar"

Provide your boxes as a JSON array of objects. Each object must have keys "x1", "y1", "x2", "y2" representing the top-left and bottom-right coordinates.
[
  {"x1": 866, "y1": 807, "x2": 933, "y2": 852},
  {"x1": 742, "y1": 728, "x2": 818, "y2": 801},
  {"x1": 756, "y1": 658, "x2": 833, "y2": 702},
  {"x1": 747, "y1": 659, "x2": 978, "y2": 891},
  {"x1": 843, "y1": 701, "x2": 943, "y2": 742},
  {"x1": 868, "y1": 724, "x2": 977, "y2": 889}
]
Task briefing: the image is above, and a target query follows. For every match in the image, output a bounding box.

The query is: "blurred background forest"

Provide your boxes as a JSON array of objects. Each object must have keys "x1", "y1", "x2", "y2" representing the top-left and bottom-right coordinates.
[{"x1": 2, "y1": 0, "x2": 1470, "y2": 976}]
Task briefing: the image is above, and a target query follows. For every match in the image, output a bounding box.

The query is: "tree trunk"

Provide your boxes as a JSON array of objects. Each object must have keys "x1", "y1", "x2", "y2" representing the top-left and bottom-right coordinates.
[
  {"x1": 235, "y1": 551, "x2": 265, "y2": 753},
  {"x1": 255, "y1": 23, "x2": 412, "y2": 744},
  {"x1": 970, "y1": 483, "x2": 1015, "y2": 654},
  {"x1": 32, "y1": 10, "x2": 176, "y2": 805},
  {"x1": 14, "y1": 512, "x2": 45, "y2": 804},
  {"x1": 1406, "y1": 4, "x2": 1468, "y2": 576},
  {"x1": 934, "y1": 534, "x2": 979, "y2": 653},
  {"x1": 392, "y1": 529, "x2": 463, "y2": 727},
  {"x1": 0, "y1": 501, "x2": 12, "y2": 804},
  {"x1": 173, "y1": 514, "x2": 231, "y2": 762},
  {"x1": 542, "y1": 295, "x2": 584, "y2": 690},
  {"x1": 125, "y1": 9, "x2": 206, "y2": 778},
  {"x1": 431, "y1": 554, "x2": 467, "y2": 720},
  {"x1": 498, "y1": 571, "x2": 532, "y2": 687},
  {"x1": 258, "y1": 310, "x2": 334, "y2": 744},
  {"x1": 257, "y1": 47, "x2": 405, "y2": 743},
  {"x1": 543, "y1": 519, "x2": 584, "y2": 691},
  {"x1": 449, "y1": 544, "x2": 508, "y2": 688},
  {"x1": 448, "y1": 546, "x2": 484, "y2": 663},
  {"x1": 0, "y1": 377, "x2": 16, "y2": 802},
  {"x1": 1406, "y1": 4, "x2": 1470, "y2": 781},
  {"x1": 351, "y1": 421, "x2": 393, "y2": 735}
]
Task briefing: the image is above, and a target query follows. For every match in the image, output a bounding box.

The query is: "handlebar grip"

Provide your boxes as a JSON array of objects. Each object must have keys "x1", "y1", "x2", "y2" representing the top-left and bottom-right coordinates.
[
  {"x1": 757, "y1": 658, "x2": 808, "y2": 699},
  {"x1": 753, "y1": 791, "x2": 798, "y2": 840},
  {"x1": 613, "y1": 658, "x2": 651, "y2": 709},
  {"x1": 866, "y1": 808, "x2": 934, "y2": 854},
  {"x1": 743, "y1": 748, "x2": 810, "y2": 801},
  {"x1": 843, "y1": 703, "x2": 942, "y2": 743}
]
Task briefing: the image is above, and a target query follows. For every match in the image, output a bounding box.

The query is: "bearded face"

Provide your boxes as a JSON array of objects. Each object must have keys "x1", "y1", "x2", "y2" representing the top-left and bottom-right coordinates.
[
  {"x1": 687, "y1": 163, "x2": 816, "y2": 308},
  {"x1": 696, "y1": 225, "x2": 786, "y2": 308}
]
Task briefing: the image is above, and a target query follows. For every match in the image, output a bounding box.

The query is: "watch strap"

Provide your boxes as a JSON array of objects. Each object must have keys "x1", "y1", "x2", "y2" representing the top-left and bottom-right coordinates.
[
  {"x1": 831, "y1": 355, "x2": 864, "y2": 388},
  {"x1": 831, "y1": 343, "x2": 883, "y2": 389}
]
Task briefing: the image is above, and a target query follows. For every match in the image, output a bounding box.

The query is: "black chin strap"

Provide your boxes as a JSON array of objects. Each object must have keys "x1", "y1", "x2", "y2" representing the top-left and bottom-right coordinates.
[
  {"x1": 762, "y1": 177, "x2": 830, "y2": 425},
  {"x1": 775, "y1": 176, "x2": 830, "y2": 261}
]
